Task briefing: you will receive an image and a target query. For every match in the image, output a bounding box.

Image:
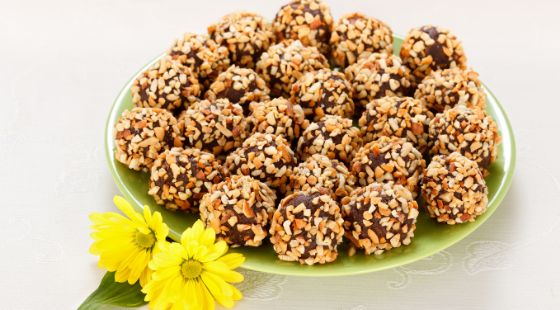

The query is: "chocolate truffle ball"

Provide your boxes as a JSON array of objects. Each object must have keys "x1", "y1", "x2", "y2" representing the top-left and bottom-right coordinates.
[
  {"x1": 148, "y1": 147, "x2": 224, "y2": 212},
  {"x1": 428, "y1": 106, "x2": 501, "y2": 174},
  {"x1": 297, "y1": 115, "x2": 363, "y2": 165},
  {"x1": 166, "y1": 32, "x2": 230, "y2": 90},
  {"x1": 290, "y1": 69, "x2": 355, "y2": 121},
  {"x1": 421, "y1": 152, "x2": 488, "y2": 225},
  {"x1": 248, "y1": 98, "x2": 309, "y2": 143},
  {"x1": 269, "y1": 187, "x2": 344, "y2": 265},
  {"x1": 204, "y1": 65, "x2": 270, "y2": 115},
  {"x1": 273, "y1": 0, "x2": 333, "y2": 55},
  {"x1": 287, "y1": 154, "x2": 355, "y2": 202},
  {"x1": 400, "y1": 25, "x2": 467, "y2": 85},
  {"x1": 358, "y1": 96, "x2": 433, "y2": 152},
  {"x1": 208, "y1": 11, "x2": 275, "y2": 70},
  {"x1": 199, "y1": 175, "x2": 277, "y2": 247},
  {"x1": 113, "y1": 108, "x2": 184, "y2": 171},
  {"x1": 349, "y1": 137, "x2": 425, "y2": 198},
  {"x1": 257, "y1": 40, "x2": 328, "y2": 98},
  {"x1": 330, "y1": 12, "x2": 393, "y2": 68},
  {"x1": 415, "y1": 67, "x2": 487, "y2": 114},
  {"x1": 131, "y1": 56, "x2": 201, "y2": 116},
  {"x1": 341, "y1": 181, "x2": 419, "y2": 256},
  {"x1": 179, "y1": 98, "x2": 248, "y2": 156},
  {"x1": 225, "y1": 133, "x2": 297, "y2": 194},
  {"x1": 345, "y1": 53, "x2": 412, "y2": 109}
]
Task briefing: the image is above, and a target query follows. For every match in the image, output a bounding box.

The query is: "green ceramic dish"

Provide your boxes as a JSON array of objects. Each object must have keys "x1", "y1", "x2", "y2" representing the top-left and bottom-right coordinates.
[{"x1": 105, "y1": 35, "x2": 516, "y2": 277}]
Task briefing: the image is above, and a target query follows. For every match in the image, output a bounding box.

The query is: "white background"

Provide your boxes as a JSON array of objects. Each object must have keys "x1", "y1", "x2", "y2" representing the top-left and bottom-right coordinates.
[{"x1": 0, "y1": 0, "x2": 559, "y2": 309}]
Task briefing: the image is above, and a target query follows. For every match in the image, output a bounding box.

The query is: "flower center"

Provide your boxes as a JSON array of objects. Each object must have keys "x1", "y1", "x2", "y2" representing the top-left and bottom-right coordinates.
[
  {"x1": 181, "y1": 260, "x2": 202, "y2": 279},
  {"x1": 135, "y1": 231, "x2": 156, "y2": 249}
]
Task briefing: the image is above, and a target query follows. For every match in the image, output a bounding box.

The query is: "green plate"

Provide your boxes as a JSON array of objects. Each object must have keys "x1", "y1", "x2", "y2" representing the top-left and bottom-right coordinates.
[{"x1": 105, "y1": 35, "x2": 516, "y2": 277}]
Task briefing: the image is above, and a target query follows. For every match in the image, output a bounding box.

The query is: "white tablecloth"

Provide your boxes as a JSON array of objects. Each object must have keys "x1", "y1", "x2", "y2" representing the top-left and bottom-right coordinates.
[{"x1": 1, "y1": 0, "x2": 558, "y2": 309}]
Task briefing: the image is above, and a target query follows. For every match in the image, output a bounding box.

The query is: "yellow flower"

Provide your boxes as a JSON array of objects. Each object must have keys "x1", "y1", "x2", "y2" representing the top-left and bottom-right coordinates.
[
  {"x1": 142, "y1": 220, "x2": 245, "y2": 310},
  {"x1": 89, "y1": 196, "x2": 169, "y2": 287}
]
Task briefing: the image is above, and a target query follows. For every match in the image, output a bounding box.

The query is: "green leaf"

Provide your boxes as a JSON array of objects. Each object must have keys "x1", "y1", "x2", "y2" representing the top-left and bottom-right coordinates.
[{"x1": 78, "y1": 271, "x2": 148, "y2": 310}]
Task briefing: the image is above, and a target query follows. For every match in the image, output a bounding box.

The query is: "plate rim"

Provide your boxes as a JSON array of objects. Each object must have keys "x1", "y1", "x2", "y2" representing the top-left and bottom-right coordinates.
[{"x1": 104, "y1": 35, "x2": 516, "y2": 277}]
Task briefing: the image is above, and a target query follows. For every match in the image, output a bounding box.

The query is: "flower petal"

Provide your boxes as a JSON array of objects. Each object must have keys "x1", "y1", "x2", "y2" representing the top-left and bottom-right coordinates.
[
  {"x1": 199, "y1": 241, "x2": 228, "y2": 262},
  {"x1": 114, "y1": 196, "x2": 134, "y2": 214},
  {"x1": 143, "y1": 205, "x2": 152, "y2": 225},
  {"x1": 198, "y1": 227, "x2": 216, "y2": 248},
  {"x1": 218, "y1": 270, "x2": 244, "y2": 284},
  {"x1": 216, "y1": 253, "x2": 245, "y2": 270},
  {"x1": 202, "y1": 261, "x2": 230, "y2": 277},
  {"x1": 201, "y1": 271, "x2": 232, "y2": 297},
  {"x1": 229, "y1": 284, "x2": 242, "y2": 301},
  {"x1": 200, "y1": 282, "x2": 215, "y2": 310},
  {"x1": 183, "y1": 279, "x2": 198, "y2": 310}
]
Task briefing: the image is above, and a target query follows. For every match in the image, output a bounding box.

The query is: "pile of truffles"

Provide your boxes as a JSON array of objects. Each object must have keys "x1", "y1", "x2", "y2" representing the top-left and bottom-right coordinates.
[{"x1": 113, "y1": 0, "x2": 503, "y2": 266}]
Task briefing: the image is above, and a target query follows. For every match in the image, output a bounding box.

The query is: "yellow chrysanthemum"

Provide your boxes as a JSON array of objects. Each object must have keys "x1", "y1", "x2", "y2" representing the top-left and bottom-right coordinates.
[
  {"x1": 89, "y1": 196, "x2": 169, "y2": 287},
  {"x1": 142, "y1": 220, "x2": 245, "y2": 310}
]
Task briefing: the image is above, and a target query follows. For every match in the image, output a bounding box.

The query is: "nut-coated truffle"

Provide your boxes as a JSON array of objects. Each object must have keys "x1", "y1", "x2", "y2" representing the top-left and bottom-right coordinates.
[
  {"x1": 113, "y1": 108, "x2": 184, "y2": 171},
  {"x1": 428, "y1": 106, "x2": 501, "y2": 174},
  {"x1": 131, "y1": 56, "x2": 201, "y2": 116},
  {"x1": 148, "y1": 147, "x2": 223, "y2": 212},
  {"x1": 166, "y1": 32, "x2": 230, "y2": 90},
  {"x1": 420, "y1": 152, "x2": 488, "y2": 225},
  {"x1": 287, "y1": 154, "x2": 355, "y2": 202},
  {"x1": 349, "y1": 137, "x2": 425, "y2": 198},
  {"x1": 345, "y1": 53, "x2": 412, "y2": 109},
  {"x1": 415, "y1": 67, "x2": 486, "y2": 114},
  {"x1": 330, "y1": 12, "x2": 393, "y2": 68},
  {"x1": 225, "y1": 133, "x2": 297, "y2": 194},
  {"x1": 199, "y1": 175, "x2": 277, "y2": 247},
  {"x1": 297, "y1": 115, "x2": 363, "y2": 165},
  {"x1": 179, "y1": 98, "x2": 248, "y2": 156},
  {"x1": 208, "y1": 11, "x2": 275, "y2": 69},
  {"x1": 204, "y1": 65, "x2": 270, "y2": 115},
  {"x1": 341, "y1": 181, "x2": 419, "y2": 255},
  {"x1": 269, "y1": 187, "x2": 344, "y2": 265},
  {"x1": 273, "y1": 0, "x2": 333, "y2": 55},
  {"x1": 400, "y1": 25, "x2": 467, "y2": 85},
  {"x1": 257, "y1": 40, "x2": 328, "y2": 99},
  {"x1": 358, "y1": 96, "x2": 433, "y2": 152},
  {"x1": 290, "y1": 69, "x2": 355, "y2": 121},
  {"x1": 248, "y1": 97, "x2": 309, "y2": 143}
]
